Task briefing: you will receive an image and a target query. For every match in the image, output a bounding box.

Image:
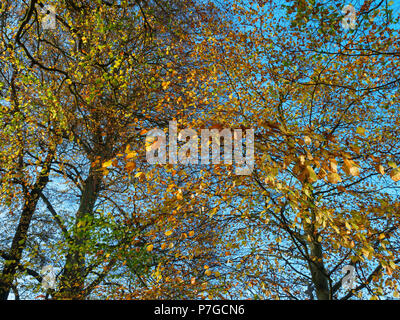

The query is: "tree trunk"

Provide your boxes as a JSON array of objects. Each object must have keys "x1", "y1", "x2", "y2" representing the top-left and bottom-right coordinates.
[
  {"x1": 57, "y1": 165, "x2": 102, "y2": 299},
  {"x1": 308, "y1": 240, "x2": 330, "y2": 300},
  {"x1": 0, "y1": 151, "x2": 54, "y2": 300}
]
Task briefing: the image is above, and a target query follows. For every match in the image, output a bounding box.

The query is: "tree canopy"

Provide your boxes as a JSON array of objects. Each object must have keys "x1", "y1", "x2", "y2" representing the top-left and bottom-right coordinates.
[{"x1": 1, "y1": 0, "x2": 400, "y2": 300}]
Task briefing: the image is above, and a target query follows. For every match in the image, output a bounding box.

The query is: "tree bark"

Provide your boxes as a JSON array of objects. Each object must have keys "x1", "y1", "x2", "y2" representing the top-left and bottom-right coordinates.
[
  {"x1": 0, "y1": 151, "x2": 54, "y2": 300},
  {"x1": 308, "y1": 240, "x2": 330, "y2": 300},
  {"x1": 56, "y1": 165, "x2": 102, "y2": 299}
]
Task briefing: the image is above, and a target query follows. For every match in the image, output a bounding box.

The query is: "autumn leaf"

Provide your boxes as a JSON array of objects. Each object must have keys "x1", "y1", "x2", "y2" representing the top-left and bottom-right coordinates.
[
  {"x1": 329, "y1": 159, "x2": 338, "y2": 173},
  {"x1": 126, "y1": 151, "x2": 137, "y2": 160},
  {"x1": 343, "y1": 158, "x2": 360, "y2": 176},
  {"x1": 134, "y1": 172, "x2": 145, "y2": 180},
  {"x1": 165, "y1": 230, "x2": 173, "y2": 236},
  {"x1": 125, "y1": 162, "x2": 136, "y2": 173},
  {"x1": 356, "y1": 127, "x2": 366, "y2": 135},
  {"x1": 390, "y1": 168, "x2": 400, "y2": 182},
  {"x1": 102, "y1": 160, "x2": 113, "y2": 168},
  {"x1": 304, "y1": 165, "x2": 317, "y2": 183},
  {"x1": 376, "y1": 164, "x2": 385, "y2": 175},
  {"x1": 304, "y1": 136, "x2": 312, "y2": 145},
  {"x1": 176, "y1": 189, "x2": 183, "y2": 200},
  {"x1": 327, "y1": 173, "x2": 342, "y2": 184}
]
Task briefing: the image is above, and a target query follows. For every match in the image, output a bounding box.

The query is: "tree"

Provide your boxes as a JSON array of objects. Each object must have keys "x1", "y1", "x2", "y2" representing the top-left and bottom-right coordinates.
[
  {"x1": 197, "y1": 0, "x2": 400, "y2": 299},
  {"x1": 2, "y1": 0, "x2": 400, "y2": 301},
  {"x1": 1, "y1": 0, "x2": 226, "y2": 300}
]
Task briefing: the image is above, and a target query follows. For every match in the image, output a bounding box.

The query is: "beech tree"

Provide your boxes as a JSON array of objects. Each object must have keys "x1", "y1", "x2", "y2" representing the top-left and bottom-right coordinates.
[
  {"x1": 0, "y1": 0, "x2": 223, "y2": 299},
  {"x1": 1, "y1": 0, "x2": 400, "y2": 300},
  {"x1": 197, "y1": 0, "x2": 400, "y2": 300}
]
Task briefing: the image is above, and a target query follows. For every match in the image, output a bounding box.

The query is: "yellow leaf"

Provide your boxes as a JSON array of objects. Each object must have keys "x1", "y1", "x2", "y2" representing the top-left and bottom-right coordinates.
[
  {"x1": 318, "y1": 168, "x2": 327, "y2": 179},
  {"x1": 126, "y1": 151, "x2": 137, "y2": 159},
  {"x1": 388, "y1": 161, "x2": 397, "y2": 168},
  {"x1": 306, "y1": 165, "x2": 318, "y2": 183},
  {"x1": 162, "y1": 81, "x2": 170, "y2": 90},
  {"x1": 176, "y1": 189, "x2": 183, "y2": 200},
  {"x1": 343, "y1": 158, "x2": 360, "y2": 176},
  {"x1": 146, "y1": 244, "x2": 154, "y2": 252},
  {"x1": 125, "y1": 162, "x2": 136, "y2": 173},
  {"x1": 327, "y1": 172, "x2": 342, "y2": 184},
  {"x1": 102, "y1": 160, "x2": 113, "y2": 168},
  {"x1": 356, "y1": 127, "x2": 366, "y2": 135},
  {"x1": 329, "y1": 159, "x2": 338, "y2": 173},
  {"x1": 390, "y1": 169, "x2": 400, "y2": 182},
  {"x1": 304, "y1": 136, "x2": 312, "y2": 145},
  {"x1": 165, "y1": 230, "x2": 173, "y2": 237},
  {"x1": 361, "y1": 247, "x2": 373, "y2": 259},
  {"x1": 376, "y1": 164, "x2": 385, "y2": 175},
  {"x1": 134, "y1": 172, "x2": 145, "y2": 179}
]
